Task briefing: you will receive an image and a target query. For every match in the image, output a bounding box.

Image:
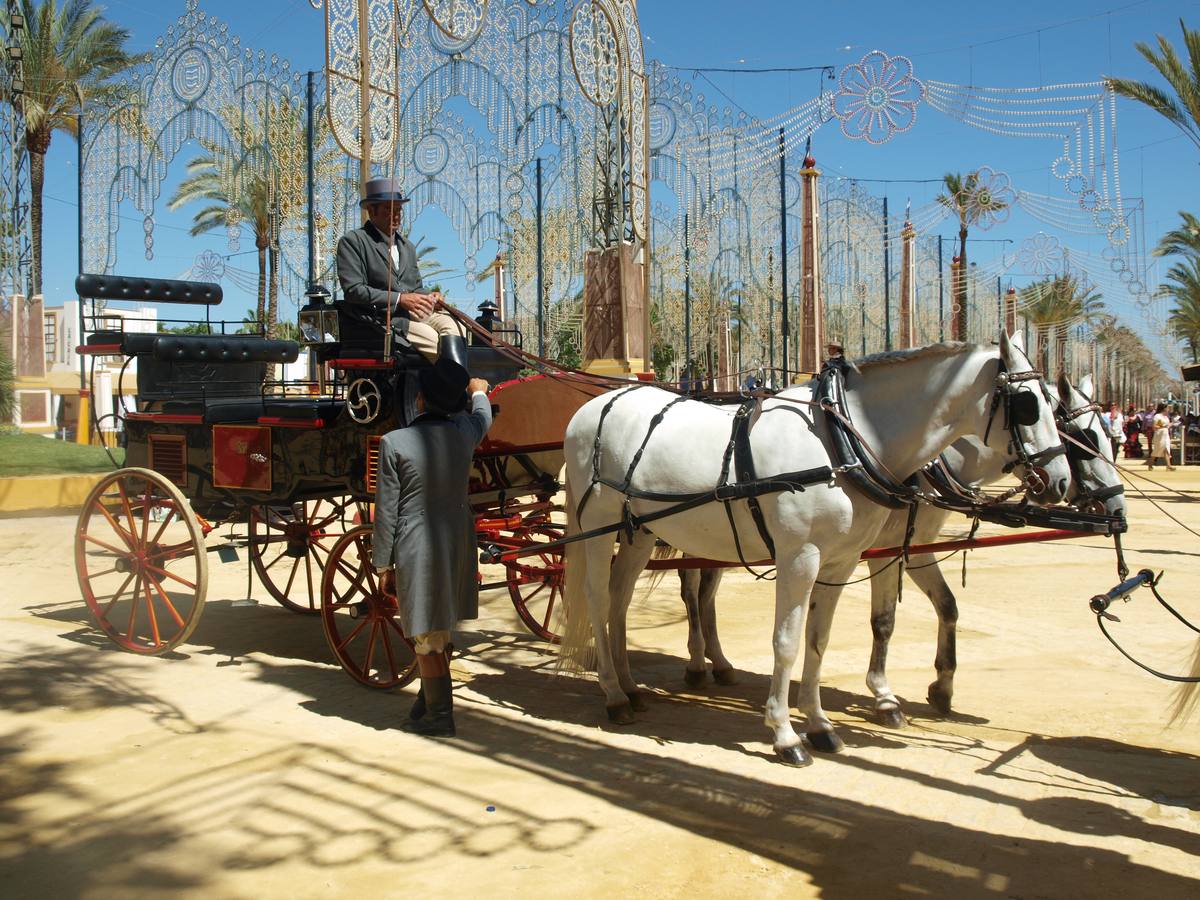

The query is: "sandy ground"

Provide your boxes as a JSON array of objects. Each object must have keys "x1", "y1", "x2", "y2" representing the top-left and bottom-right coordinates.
[{"x1": 1, "y1": 467, "x2": 1199, "y2": 899}]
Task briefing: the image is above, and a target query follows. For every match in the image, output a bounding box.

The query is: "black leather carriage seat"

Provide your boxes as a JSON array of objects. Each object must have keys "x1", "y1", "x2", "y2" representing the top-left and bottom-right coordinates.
[
  {"x1": 198, "y1": 397, "x2": 343, "y2": 426},
  {"x1": 152, "y1": 335, "x2": 299, "y2": 364},
  {"x1": 76, "y1": 273, "x2": 223, "y2": 306},
  {"x1": 86, "y1": 330, "x2": 158, "y2": 356}
]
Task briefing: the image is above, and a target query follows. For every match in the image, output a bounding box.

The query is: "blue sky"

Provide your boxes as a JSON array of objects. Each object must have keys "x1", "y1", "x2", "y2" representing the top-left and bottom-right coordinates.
[{"x1": 35, "y1": 0, "x2": 1200, "y2": 364}]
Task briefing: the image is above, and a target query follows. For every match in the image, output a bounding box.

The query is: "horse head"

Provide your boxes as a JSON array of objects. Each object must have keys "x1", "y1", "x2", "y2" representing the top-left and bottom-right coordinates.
[
  {"x1": 998, "y1": 330, "x2": 1072, "y2": 504},
  {"x1": 1056, "y1": 371, "x2": 1127, "y2": 520}
]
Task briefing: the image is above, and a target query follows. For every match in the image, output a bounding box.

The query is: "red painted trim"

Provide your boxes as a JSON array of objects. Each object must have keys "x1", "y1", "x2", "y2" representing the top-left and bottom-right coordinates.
[
  {"x1": 257, "y1": 416, "x2": 326, "y2": 429},
  {"x1": 77, "y1": 344, "x2": 122, "y2": 355},
  {"x1": 125, "y1": 412, "x2": 203, "y2": 424},
  {"x1": 329, "y1": 358, "x2": 392, "y2": 369}
]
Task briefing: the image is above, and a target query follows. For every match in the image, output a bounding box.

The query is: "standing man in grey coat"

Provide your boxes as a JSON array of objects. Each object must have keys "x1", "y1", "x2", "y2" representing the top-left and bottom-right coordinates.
[
  {"x1": 336, "y1": 177, "x2": 465, "y2": 363},
  {"x1": 373, "y1": 366, "x2": 493, "y2": 737}
]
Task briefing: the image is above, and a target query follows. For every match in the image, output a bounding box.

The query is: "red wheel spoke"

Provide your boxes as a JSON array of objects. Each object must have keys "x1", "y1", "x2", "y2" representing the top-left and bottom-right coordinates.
[
  {"x1": 250, "y1": 534, "x2": 291, "y2": 546},
  {"x1": 144, "y1": 564, "x2": 196, "y2": 590},
  {"x1": 82, "y1": 532, "x2": 134, "y2": 557},
  {"x1": 542, "y1": 588, "x2": 559, "y2": 630},
  {"x1": 379, "y1": 619, "x2": 398, "y2": 681},
  {"x1": 142, "y1": 575, "x2": 162, "y2": 648},
  {"x1": 94, "y1": 501, "x2": 137, "y2": 550},
  {"x1": 146, "y1": 505, "x2": 178, "y2": 548},
  {"x1": 336, "y1": 616, "x2": 369, "y2": 652},
  {"x1": 143, "y1": 571, "x2": 186, "y2": 628},
  {"x1": 117, "y1": 481, "x2": 140, "y2": 544},
  {"x1": 262, "y1": 548, "x2": 290, "y2": 573},
  {"x1": 363, "y1": 620, "x2": 379, "y2": 679},
  {"x1": 140, "y1": 483, "x2": 152, "y2": 544},
  {"x1": 125, "y1": 574, "x2": 141, "y2": 641},
  {"x1": 303, "y1": 551, "x2": 315, "y2": 605},
  {"x1": 281, "y1": 556, "x2": 301, "y2": 598},
  {"x1": 98, "y1": 572, "x2": 136, "y2": 617},
  {"x1": 385, "y1": 616, "x2": 408, "y2": 641},
  {"x1": 523, "y1": 581, "x2": 547, "y2": 603}
]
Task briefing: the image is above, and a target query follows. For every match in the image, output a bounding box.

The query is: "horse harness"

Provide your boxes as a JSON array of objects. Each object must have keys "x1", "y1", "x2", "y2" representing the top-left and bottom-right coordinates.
[{"x1": 1056, "y1": 393, "x2": 1125, "y2": 513}]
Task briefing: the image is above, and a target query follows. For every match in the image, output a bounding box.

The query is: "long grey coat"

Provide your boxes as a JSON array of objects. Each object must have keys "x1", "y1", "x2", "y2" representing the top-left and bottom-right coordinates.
[
  {"x1": 371, "y1": 392, "x2": 493, "y2": 635},
  {"x1": 336, "y1": 222, "x2": 424, "y2": 334}
]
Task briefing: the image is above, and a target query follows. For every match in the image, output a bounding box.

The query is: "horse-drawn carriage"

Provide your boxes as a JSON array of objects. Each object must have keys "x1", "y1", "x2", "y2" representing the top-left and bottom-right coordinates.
[{"x1": 73, "y1": 273, "x2": 599, "y2": 688}]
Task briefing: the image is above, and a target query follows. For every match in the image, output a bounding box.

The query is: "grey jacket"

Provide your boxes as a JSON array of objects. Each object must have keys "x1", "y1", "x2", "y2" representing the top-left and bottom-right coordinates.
[
  {"x1": 336, "y1": 222, "x2": 424, "y2": 333},
  {"x1": 371, "y1": 392, "x2": 493, "y2": 636}
]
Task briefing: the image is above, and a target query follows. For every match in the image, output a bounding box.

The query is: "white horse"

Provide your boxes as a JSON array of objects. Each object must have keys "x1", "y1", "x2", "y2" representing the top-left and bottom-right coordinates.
[
  {"x1": 675, "y1": 371, "x2": 1126, "y2": 723},
  {"x1": 559, "y1": 334, "x2": 1071, "y2": 766}
]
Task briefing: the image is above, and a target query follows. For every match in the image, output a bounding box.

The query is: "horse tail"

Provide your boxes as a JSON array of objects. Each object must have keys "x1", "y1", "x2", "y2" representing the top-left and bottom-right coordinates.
[
  {"x1": 1167, "y1": 637, "x2": 1200, "y2": 725},
  {"x1": 556, "y1": 466, "x2": 595, "y2": 674},
  {"x1": 637, "y1": 543, "x2": 677, "y2": 598}
]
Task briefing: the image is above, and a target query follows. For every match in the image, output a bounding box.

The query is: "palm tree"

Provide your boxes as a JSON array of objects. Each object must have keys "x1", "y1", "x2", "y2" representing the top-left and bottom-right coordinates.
[
  {"x1": 1155, "y1": 211, "x2": 1200, "y2": 258},
  {"x1": 168, "y1": 98, "x2": 316, "y2": 337},
  {"x1": 1020, "y1": 274, "x2": 1106, "y2": 371},
  {"x1": 1108, "y1": 20, "x2": 1200, "y2": 153},
  {"x1": 1, "y1": 0, "x2": 143, "y2": 296},
  {"x1": 936, "y1": 171, "x2": 1008, "y2": 341},
  {"x1": 1161, "y1": 256, "x2": 1200, "y2": 361}
]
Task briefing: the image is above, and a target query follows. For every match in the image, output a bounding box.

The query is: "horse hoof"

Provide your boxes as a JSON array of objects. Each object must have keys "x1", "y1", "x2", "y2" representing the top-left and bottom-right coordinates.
[
  {"x1": 606, "y1": 702, "x2": 636, "y2": 725},
  {"x1": 806, "y1": 731, "x2": 845, "y2": 754},
  {"x1": 684, "y1": 668, "x2": 707, "y2": 687},
  {"x1": 627, "y1": 691, "x2": 649, "y2": 712},
  {"x1": 712, "y1": 667, "x2": 739, "y2": 686},
  {"x1": 927, "y1": 687, "x2": 953, "y2": 716},
  {"x1": 878, "y1": 707, "x2": 908, "y2": 729},
  {"x1": 775, "y1": 743, "x2": 813, "y2": 767}
]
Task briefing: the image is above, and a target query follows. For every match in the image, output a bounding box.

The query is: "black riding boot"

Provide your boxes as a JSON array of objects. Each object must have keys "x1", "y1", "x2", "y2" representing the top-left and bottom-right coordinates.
[
  {"x1": 405, "y1": 649, "x2": 450, "y2": 721},
  {"x1": 401, "y1": 652, "x2": 455, "y2": 737}
]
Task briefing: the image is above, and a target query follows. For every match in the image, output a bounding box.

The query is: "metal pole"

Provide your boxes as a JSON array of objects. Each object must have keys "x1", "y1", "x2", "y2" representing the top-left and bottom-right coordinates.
[
  {"x1": 996, "y1": 276, "x2": 1002, "y2": 337},
  {"x1": 778, "y1": 127, "x2": 789, "y2": 379},
  {"x1": 306, "y1": 71, "x2": 316, "y2": 287},
  {"x1": 882, "y1": 196, "x2": 891, "y2": 351},
  {"x1": 937, "y1": 235, "x2": 944, "y2": 342},
  {"x1": 77, "y1": 102, "x2": 85, "y2": 390},
  {"x1": 356, "y1": 0, "x2": 371, "y2": 197},
  {"x1": 684, "y1": 212, "x2": 691, "y2": 368},
  {"x1": 535, "y1": 157, "x2": 545, "y2": 358}
]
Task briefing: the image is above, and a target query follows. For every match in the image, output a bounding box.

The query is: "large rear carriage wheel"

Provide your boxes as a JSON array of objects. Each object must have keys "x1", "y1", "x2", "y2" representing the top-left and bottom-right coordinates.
[
  {"x1": 320, "y1": 525, "x2": 416, "y2": 689},
  {"x1": 248, "y1": 497, "x2": 369, "y2": 614},
  {"x1": 505, "y1": 523, "x2": 565, "y2": 644},
  {"x1": 74, "y1": 467, "x2": 208, "y2": 655}
]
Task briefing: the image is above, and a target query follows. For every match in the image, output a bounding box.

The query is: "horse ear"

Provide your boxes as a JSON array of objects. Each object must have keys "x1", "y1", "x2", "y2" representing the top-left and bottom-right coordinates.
[
  {"x1": 1057, "y1": 371, "x2": 1072, "y2": 402},
  {"x1": 1010, "y1": 329, "x2": 1026, "y2": 353},
  {"x1": 1079, "y1": 373, "x2": 1094, "y2": 398}
]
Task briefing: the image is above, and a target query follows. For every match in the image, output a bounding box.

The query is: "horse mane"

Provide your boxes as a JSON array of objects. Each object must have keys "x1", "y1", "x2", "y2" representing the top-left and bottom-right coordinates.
[{"x1": 853, "y1": 340, "x2": 981, "y2": 371}]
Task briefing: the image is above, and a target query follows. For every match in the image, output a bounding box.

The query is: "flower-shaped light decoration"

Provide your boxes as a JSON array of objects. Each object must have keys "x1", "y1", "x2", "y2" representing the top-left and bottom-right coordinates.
[
  {"x1": 193, "y1": 250, "x2": 226, "y2": 282},
  {"x1": 832, "y1": 50, "x2": 924, "y2": 144},
  {"x1": 1018, "y1": 232, "x2": 1063, "y2": 276},
  {"x1": 962, "y1": 167, "x2": 1014, "y2": 230}
]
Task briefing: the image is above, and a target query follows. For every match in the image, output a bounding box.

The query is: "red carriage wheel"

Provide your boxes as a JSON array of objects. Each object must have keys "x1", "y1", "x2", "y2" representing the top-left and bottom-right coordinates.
[
  {"x1": 248, "y1": 497, "x2": 369, "y2": 614},
  {"x1": 75, "y1": 467, "x2": 208, "y2": 655},
  {"x1": 505, "y1": 524, "x2": 565, "y2": 643},
  {"x1": 320, "y1": 525, "x2": 417, "y2": 689}
]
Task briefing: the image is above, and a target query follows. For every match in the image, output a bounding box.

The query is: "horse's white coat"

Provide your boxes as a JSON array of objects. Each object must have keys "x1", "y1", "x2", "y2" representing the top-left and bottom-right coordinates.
[{"x1": 559, "y1": 335, "x2": 1072, "y2": 759}]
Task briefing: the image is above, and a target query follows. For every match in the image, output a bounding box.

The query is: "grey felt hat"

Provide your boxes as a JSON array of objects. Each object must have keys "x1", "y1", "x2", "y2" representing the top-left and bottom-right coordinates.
[{"x1": 360, "y1": 177, "x2": 410, "y2": 207}]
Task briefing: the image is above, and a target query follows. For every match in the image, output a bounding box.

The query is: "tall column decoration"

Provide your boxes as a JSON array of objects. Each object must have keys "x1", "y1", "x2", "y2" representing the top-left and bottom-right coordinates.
[
  {"x1": 898, "y1": 212, "x2": 915, "y2": 349},
  {"x1": 799, "y1": 151, "x2": 823, "y2": 373},
  {"x1": 1003, "y1": 287, "x2": 1017, "y2": 335}
]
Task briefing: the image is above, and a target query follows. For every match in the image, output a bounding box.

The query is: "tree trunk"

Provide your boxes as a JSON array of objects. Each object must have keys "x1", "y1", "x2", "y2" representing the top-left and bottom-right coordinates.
[
  {"x1": 28, "y1": 130, "x2": 51, "y2": 298},
  {"x1": 267, "y1": 243, "x2": 279, "y2": 339},
  {"x1": 255, "y1": 240, "x2": 267, "y2": 331},
  {"x1": 956, "y1": 222, "x2": 968, "y2": 342}
]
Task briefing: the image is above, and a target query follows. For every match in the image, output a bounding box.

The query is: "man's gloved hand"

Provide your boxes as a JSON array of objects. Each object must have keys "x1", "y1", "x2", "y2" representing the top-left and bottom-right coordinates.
[{"x1": 468, "y1": 377, "x2": 489, "y2": 395}]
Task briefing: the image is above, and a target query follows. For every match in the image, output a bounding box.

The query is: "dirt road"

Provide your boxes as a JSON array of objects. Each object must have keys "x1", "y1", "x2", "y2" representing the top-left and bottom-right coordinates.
[{"x1": 2, "y1": 469, "x2": 1198, "y2": 898}]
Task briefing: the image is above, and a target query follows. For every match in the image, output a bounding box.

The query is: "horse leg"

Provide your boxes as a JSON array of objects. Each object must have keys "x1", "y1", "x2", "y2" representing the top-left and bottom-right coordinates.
[
  {"x1": 607, "y1": 530, "x2": 658, "y2": 712},
  {"x1": 679, "y1": 567, "x2": 709, "y2": 686},
  {"x1": 765, "y1": 553, "x2": 819, "y2": 766},
  {"x1": 865, "y1": 557, "x2": 907, "y2": 729},
  {"x1": 580, "y1": 537, "x2": 634, "y2": 724},
  {"x1": 905, "y1": 559, "x2": 959, "y2": 716},
  {"x1": 797, "y1": 560, "x2": 859, "y2": 754},
  {"x1": 699, "y1": 568, "x2": 737, "y2": 684}
]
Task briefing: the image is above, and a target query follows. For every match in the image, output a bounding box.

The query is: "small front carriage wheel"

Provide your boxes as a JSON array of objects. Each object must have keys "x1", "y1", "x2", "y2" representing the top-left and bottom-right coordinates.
[
  {"x1": 505, "y1": 523, "x2": 565, "y2": 643},
  {"x1": 320, "y1": 526, "x2": 417, "y2": 689},
  {"x1": 74, "y1": 467, "x2": 208, "y2": 655}
]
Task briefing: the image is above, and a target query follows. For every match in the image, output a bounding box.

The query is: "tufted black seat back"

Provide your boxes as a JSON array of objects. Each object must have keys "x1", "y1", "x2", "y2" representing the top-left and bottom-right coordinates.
[
  {"x1": 152, "y1": 335, "x2": 299, "y2": 364},
  {"x1": 75, "y1": 273, "x2": 223, "y2": 305}
]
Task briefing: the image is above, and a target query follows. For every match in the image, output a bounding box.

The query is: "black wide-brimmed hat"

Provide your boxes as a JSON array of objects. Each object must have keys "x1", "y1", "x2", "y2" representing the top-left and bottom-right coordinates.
[
  {"x1": 359, "y1": 177, "x2": 410, "y2": 207},
  {"x1": 417, "y1": 336, "x2": 471, "y2": 414}
]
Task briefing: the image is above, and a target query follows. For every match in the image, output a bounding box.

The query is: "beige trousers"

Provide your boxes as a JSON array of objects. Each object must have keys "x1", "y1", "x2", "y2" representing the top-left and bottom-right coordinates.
[
  {"x1": 412, "y1": 630, "x2": 451, "y2": 655},
  {"x1": 406, "y1": 312, "x2": 466, "y2": 363}
]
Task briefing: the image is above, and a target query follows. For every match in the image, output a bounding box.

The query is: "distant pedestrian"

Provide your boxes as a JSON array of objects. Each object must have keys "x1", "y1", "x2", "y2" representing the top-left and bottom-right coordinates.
[{"x1": 1147, "y1": 402, "x2": 1176, "y2": 471}]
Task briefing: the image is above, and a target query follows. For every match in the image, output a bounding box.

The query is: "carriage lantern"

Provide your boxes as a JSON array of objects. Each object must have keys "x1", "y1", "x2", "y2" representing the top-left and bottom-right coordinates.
[{"x1": 298, "y1": 283, "x2": 338, "y2": 347}]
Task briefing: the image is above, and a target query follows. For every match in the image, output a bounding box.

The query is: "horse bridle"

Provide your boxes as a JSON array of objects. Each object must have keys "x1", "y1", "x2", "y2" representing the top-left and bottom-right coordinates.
[
  {"x1": 1056, "y1": 391, "x2": 1125, "y2": 514},
  {"x1": 984, "y1": 365, "x2": 1067, "y2": 499}
]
